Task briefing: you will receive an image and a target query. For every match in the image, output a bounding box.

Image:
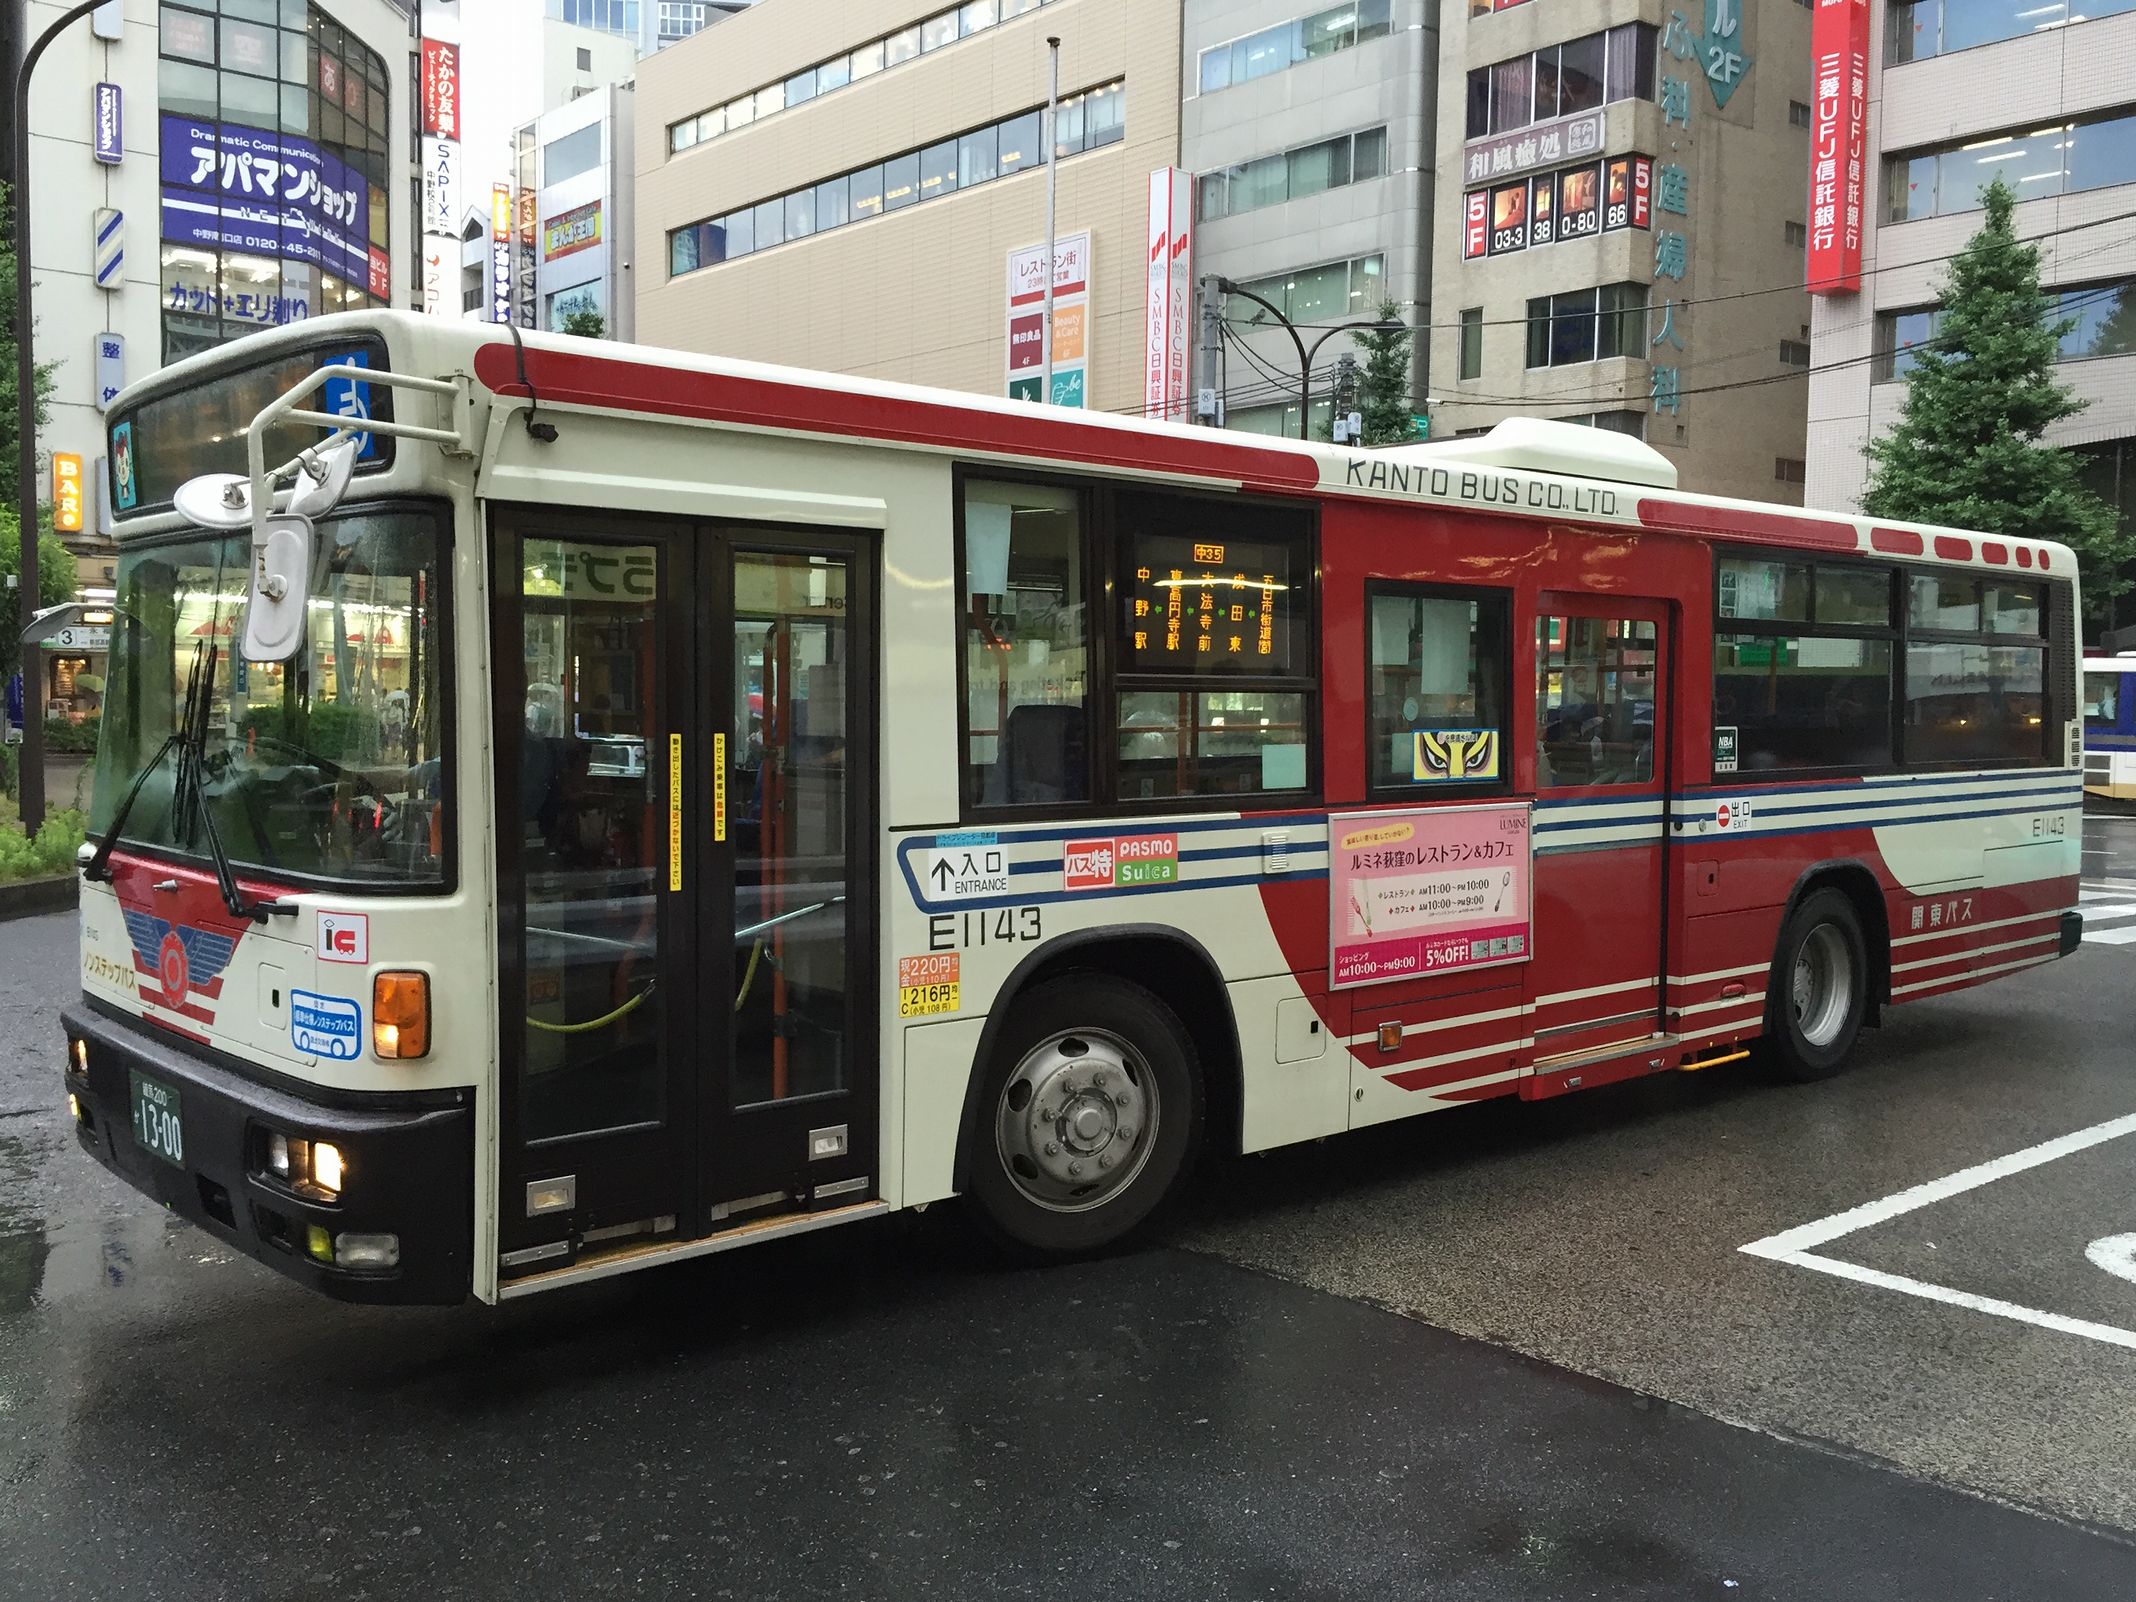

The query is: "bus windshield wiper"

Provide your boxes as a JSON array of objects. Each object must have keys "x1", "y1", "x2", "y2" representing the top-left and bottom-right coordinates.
[{"x1": 84, "y1": 643, "x2": 278, "y2": 923}]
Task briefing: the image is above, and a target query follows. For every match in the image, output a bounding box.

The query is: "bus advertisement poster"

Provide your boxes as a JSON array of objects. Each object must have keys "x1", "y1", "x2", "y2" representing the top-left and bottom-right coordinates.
[{"x1": 1328, "y1": 803, "x2": 1533, "y2": 989}]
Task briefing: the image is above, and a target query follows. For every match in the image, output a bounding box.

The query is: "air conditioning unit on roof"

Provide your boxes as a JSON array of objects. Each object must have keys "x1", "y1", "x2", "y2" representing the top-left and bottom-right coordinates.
[{"x1": 1378, "y1": 417, "x2": 1678, "y2": 490}]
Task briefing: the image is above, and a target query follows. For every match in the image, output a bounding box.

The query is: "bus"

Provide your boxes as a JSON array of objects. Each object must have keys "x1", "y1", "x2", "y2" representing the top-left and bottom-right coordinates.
[
  {"x1": 2083, "y1": 656, "x2": 2136, "y2": 802},
  {"x1": 52, "y1": 312, "x2": 2087, "y2": 1304}
]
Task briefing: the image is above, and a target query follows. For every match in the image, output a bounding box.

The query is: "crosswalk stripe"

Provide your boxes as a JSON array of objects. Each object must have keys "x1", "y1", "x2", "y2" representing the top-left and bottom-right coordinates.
[
  {"x1": 2078, "y1": 901, "x2": 2136, "y2": 920},
  {"x1": 2086, "y1": 925, "x2": 2136, "y2": 946}
]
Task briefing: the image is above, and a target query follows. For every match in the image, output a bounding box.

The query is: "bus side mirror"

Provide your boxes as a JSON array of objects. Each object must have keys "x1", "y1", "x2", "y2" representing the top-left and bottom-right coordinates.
[{"x1": 242, "y1": 512, "x2": 313, "y2": 663}]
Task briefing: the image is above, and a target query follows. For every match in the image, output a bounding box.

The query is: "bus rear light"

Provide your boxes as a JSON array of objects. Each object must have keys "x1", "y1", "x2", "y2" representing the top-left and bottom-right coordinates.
[
  {"x1": 373, "y1": 971, "x2": 431, "y2": 1059},
  {"x1": 70, "y1": 1038, "x2": 88, "y2": 1075}
]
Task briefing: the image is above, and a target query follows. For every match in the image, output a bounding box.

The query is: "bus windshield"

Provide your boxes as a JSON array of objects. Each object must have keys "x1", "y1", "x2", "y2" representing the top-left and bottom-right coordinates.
[{"x1": 90, "y1": 507, "x2": 448, "y2": 888}]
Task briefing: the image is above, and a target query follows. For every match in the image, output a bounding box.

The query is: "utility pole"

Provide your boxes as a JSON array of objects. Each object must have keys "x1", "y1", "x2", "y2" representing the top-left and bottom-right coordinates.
[
  {"x1": 1212, "y1": 276, "x2": 1405, "y2": 442},
  {"x1": 1196, "y1": 274, "x2": 1223, "y2": 425},
  {"x1": 1330, "y1": 353, "x2": 1361, "y2": 445},
  {"x1": 13, "y1": 0, "x2": 107, "y2": 835},
  {"x1": 1040, "y1": 34, "x2": 1060, "y2": 407}
]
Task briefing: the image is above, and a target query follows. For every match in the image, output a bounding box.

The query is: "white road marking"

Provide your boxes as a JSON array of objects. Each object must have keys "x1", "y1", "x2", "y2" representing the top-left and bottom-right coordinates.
[
  {"x1": 2088, "y1": 1234, "x2": 2136, "y2": 1286},
  {"x1": 1741, "y1": 1112, "x2": 2136, "y2": 1351},
  {"x1": 2086, "y1": 925, "x2": 2136, "y2": 946}
]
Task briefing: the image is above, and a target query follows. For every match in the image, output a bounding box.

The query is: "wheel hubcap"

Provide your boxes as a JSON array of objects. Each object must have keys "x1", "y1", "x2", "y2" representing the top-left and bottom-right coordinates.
[
  {"x1": 995, "y1": 1029, "x2": 1158, "y2": 1213},
  {"x1": 1790, "y1": 924, "x2": 1853, "y2": 1048}
]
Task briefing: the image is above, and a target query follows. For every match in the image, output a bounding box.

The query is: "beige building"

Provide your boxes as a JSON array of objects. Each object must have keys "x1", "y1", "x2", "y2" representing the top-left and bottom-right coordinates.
[
  {"x1": 1427, "y1": 0, "x2": 1815, "y2": 504},
  {"x1": 633, "y1": 0, "x2": 1181, "y2": 413}
]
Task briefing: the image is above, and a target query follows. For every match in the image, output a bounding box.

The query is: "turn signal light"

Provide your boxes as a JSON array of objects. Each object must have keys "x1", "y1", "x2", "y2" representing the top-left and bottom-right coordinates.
[{"x1": 373, "y1": 970, "x2": 430, "y2": 1059}]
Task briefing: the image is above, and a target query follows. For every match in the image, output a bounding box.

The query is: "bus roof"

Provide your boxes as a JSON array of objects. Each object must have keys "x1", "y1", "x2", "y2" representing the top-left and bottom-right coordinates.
[{"x1": 110, "y1": 310, "x2": 2079, "y2": 583}]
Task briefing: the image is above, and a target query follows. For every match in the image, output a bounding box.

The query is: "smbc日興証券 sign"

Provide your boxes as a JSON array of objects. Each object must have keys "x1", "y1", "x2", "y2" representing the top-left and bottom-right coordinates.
[{"x1": 1328, "y1": 803, "x2": 1533, "y2": 989}]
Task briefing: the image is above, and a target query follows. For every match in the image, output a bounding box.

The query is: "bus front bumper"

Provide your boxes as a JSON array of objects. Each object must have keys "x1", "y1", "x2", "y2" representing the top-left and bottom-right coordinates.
[{"x1": 60, "y1": 1004, "x2": 474, "y2": 1305}]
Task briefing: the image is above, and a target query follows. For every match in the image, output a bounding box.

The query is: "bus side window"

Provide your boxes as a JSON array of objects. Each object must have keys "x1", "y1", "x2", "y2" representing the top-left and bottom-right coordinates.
[
  {"x1": 960, "y1": 479, "x2": 1092, "y2": 809},
  {"x1": 1365, "y1": 583, "x2": 1511, "y2": 793}
]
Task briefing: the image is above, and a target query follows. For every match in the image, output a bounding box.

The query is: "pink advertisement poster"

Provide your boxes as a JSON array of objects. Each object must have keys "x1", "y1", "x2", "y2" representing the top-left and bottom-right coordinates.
[{"x1": 1328, "y1": 804, "x2": 1533, "y2": 989}]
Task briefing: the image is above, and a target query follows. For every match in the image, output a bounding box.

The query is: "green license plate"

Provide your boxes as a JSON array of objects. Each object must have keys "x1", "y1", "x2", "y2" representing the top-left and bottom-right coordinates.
[{"x1": 129, "y1": 1070, "x2": 186, "y2": 1169}]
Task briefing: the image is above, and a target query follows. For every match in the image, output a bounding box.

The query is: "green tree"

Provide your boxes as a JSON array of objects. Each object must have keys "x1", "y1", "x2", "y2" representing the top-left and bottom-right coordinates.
[
  {"x1": 0, "y1": 181, "x2": 60, "y2": 508},
  {"x1": 1316, "y1": 302, "x2": 1416, "y2": 448},
  {"x1": 560, "y1": 305, "x2": 607, "y2": 339},
  {"x1": 1862, "y1": 178, "x2": 2130, "y2": 619},
  {"x1": 0, "y1": 506, "x2": 78, "y2": 681}
]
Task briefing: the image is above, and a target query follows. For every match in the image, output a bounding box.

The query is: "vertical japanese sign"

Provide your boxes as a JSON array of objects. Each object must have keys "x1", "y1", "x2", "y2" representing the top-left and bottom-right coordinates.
[
  {"x1": 420, "y1": 18, "x2": 462, "y2": 318},
  {"x1": 92, "y1": 84, "x2": 123, "y2": 164},
  {"x1": 1143, "y1": 169, "x2": 1193, "y2": 424},
  {"x1": 1808, "y1": 0, "x2": 1870, "y2": 295},
  {"x1": 1006, "y1": 230, "x2": 1091, "y2": 408},
  {"x1": 52, "y1": 455, "x2": 84, "y2": 534},
  {"x1": 94, "y1": 333, "x2": 125, "y2": 412},
  {"x1": 1328, "y1": 805, "x2": 1534, "y2": 988},
  {"x1": 489, "y1": 184, "x2": 513, "y2": 323}
]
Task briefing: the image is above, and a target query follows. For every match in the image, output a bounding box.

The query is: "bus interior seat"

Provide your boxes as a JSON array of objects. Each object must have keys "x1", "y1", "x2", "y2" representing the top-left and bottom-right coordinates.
[{"x1": 996, "y1": 703, "x2": 1088, "y2": 805}]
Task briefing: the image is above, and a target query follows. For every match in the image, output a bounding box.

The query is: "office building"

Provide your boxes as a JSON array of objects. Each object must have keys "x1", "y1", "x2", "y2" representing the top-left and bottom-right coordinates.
[
  {"x1": 635, "y1": 0, "x2": 1177, "y2": 414},
  {"x1": 22, "y1": 0, "x2": 416, "y2": 711},
  {"x1": 1426, "y1": 0, "x2": 1816, "y2": 503},
  {"x1": 1803, "y1": 0, "x2": 2136, "y2": 630},
  {"x1": 545, "y1": 0, "x2": 753, "y2": 57},
  {"x1": 1182, "y1": 0, "x2": 1436, "y2": 438}
]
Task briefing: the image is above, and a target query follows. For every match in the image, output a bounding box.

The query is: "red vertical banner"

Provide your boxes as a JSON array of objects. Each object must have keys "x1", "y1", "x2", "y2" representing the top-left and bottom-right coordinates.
[
  {"x1": 1463, "y1": 189, "x2": 1489, "y2": 259},
  {"x1": 421, "y1": 39, "x2": 460, "y2": 140},
  {"x1": 1808, "y1": 0, "x2": 1870, "y2": 295}
]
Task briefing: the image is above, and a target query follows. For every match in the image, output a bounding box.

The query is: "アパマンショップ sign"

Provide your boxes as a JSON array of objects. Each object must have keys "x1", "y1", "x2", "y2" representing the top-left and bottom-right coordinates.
[{"x1": 1328, "y1": 803, "x2": 1533, "y2": 988}]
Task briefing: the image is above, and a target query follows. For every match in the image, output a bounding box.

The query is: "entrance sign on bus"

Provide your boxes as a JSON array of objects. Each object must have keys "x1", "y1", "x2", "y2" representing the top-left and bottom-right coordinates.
[
  {"x1": 1330, "y1": 804, "x2": 1534, "y2": 988},
  {"x1": 927, "y1": 836, "x2": 1011, "y2": 900}
]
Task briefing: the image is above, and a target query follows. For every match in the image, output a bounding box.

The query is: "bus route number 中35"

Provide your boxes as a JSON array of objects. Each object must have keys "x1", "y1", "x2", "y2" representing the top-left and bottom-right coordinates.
[{"x1": 929, "y1": 908, "x2": 1042, "y2": 952}]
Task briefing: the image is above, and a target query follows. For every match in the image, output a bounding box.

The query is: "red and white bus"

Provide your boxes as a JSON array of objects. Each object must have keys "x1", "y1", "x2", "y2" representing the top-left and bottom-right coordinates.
[{"x1": 55, "y1": 312, "x2": 2085, "y2": 1303}]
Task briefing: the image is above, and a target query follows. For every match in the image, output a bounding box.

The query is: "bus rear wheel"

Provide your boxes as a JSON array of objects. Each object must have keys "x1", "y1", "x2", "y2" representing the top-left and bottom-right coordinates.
[
  {"x1": 967, "y1": 976, "x2": 1203, "y2": 1257},
  {"x1": 1760, "y1": 888, "x2": 1869, "y2": 1082}
]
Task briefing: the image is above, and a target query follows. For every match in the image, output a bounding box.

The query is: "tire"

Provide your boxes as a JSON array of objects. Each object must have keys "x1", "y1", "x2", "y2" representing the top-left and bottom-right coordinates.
[
  {"x1": 1759, "y1": 887, "x2": 1870, "y2": 1082},
  {"x1": 965, "y1": 975, "x2": 1203, "y2": 1258}
]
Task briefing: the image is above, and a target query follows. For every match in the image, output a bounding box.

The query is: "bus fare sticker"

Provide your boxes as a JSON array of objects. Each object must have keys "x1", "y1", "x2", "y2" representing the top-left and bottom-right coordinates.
[{"x1": 898, "y1": 953, "x2": 960, "y2": 1018}]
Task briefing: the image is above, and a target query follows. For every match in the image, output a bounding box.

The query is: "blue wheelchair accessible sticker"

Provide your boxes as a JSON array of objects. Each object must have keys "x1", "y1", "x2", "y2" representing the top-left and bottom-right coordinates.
[
  {"x1": 291, "y1": 989, "x2": 363, "y2": 1060},
  {"x1": 318, "y1": 348, "x2": 379, "y2": 461}
]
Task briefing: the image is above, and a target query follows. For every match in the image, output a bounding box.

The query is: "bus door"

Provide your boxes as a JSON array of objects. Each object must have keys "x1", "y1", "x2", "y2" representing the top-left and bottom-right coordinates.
[
  {"x1": 1525, "y1": 596, "x2": 1672, "y2": 1089},
  {"x1": 491, "y1": 512, "x2": 875, "y2": 1274}
]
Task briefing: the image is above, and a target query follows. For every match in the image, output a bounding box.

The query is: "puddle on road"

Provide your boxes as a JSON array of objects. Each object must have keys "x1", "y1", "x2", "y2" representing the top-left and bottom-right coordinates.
[{"x1": 0, "y1": 1129, "x2": 226, "y2": 1317}]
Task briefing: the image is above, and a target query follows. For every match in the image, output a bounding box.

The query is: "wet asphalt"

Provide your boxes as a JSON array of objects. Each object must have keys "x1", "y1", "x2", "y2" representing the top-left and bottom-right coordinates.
[{"x1": 0, "y1": 821, "x2": 2130, "y2": 1598}]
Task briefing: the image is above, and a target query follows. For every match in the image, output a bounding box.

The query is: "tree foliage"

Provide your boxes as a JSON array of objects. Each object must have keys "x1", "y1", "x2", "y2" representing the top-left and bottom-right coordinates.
[
  {"x1": 1861, "y1": 178, "x2": 2130, "y2": 617},
  {"x1": 0, "y1": 507, "x2": 79, "y2": 681},
  {"x1": 0, "y1": 181, "x2": 60, "y2": 509},
  {"x1": 560, "y1": 306, "x2": 607, "y2": 340},
  {"x1": 1352, "y1": 300, "x2": 1416, "y2": 447}
]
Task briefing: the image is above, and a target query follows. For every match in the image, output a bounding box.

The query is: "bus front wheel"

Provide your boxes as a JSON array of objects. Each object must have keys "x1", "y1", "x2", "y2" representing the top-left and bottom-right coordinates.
[
  {"x1": 968, "y1": 976, "x2": 1203, "y2": 1257},
  {"x1": 1760, "y1": 888, "x2": 1869, "y2": 1082}
]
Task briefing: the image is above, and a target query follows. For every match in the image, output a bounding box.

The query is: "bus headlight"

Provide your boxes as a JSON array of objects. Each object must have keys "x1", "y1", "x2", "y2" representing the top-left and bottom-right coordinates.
[
  {"x1": 266, "y1": 1133, "x2": 343, "y2": 1200},
  {"x1": 373, "y1": 971, "x2": 431, "y2": 1060}
]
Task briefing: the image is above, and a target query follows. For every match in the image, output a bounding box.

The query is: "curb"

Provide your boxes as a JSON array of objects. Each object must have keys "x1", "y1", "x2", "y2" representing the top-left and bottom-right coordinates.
[{"x1": 0, "y1": 875, "x2": 78, "y2": 922}]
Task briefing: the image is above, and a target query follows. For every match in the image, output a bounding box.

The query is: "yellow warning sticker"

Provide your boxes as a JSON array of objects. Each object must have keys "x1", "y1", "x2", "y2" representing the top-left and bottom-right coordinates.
[
  {"x1": 714, "y1": 732, "x2": 728, "y2": 843},
  {"x1": 897, "y1": 953, "x2": 961, "y2": 1018},
  {"x1": 668, "y1": 733, "x2": 683, "y2": 891}
]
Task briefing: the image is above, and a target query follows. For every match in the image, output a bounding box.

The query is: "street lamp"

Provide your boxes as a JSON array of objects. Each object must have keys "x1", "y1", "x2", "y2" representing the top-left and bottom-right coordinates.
[
  {"x1": 1215, "y1": 276, "x2": 1406, "y2": 442},
  {"x1": 13, "y1": 0, "x2": 110, "y2": 834}
]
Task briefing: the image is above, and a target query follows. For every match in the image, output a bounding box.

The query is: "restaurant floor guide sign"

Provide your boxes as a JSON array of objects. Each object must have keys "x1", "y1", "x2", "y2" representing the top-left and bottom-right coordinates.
[{"x1": 1328, "y1": 804, "x2": 1534, "y2": 988}]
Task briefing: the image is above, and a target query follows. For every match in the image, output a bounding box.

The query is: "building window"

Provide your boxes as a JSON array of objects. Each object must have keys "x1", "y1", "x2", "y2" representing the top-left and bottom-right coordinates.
[
  {"x1": 1196, "y1": 0, "x2": 1394, "y2": 94},
  {"x1": 1890, "y1": 0, "x2": 2136, "y2": 66},
  {"x1": 1465, "y1": 24, "x2": 1657, "y2": 140},
  {"x1": 1367, "y1": 585, "x2": 1511, "y2": 793},
  {"x1": 1525, "y1": 283, "x2": 1647, "y2": 369},
  {"x1": 1779, "y1": 339, "x2": 1811, "y2": 368},
  {"x1": 1784, "y1": 219, "x2": 1808, "y2": 249},
  {"x1": 1225, "y1": 254, "x2": 1384, "y2": 326},
  {"x1": 1458, "y1": 307, "x2": 1483, "y2": 380},
  {"x1": 667, "y1": 82, "x2": 1123, "y2": 276},
  {"x1": 156, "y1": 1, "x2": 392, "y2": 362},
  {"x1": 543, "y1": 122, "x2": 602, "y2": 184},
  {"x1": 576, "y1": 46, "x2": 592, "y2": 69},
  {"x1": 1874, "y1": 278, "x2": 2136, "y2": 380},
  {"x1": 667, "y1": 0, "x2": 1053, "y2": 154},
  {"x1": 1788, "y1": 99, "x2": 1812, "y2": 128},
  {"x1": 553, "y1": 0, "x2": 642, "y2": 36},
  {"x1": 1775, "y1": 457, "x2": 1808, "y2": 483},
  {"x1": 1888, "y1": 107, "x2": 2136, "y2": 222},
  {"x1": 1196, "y1": 127, "x2": 1387, "y2": 222}
]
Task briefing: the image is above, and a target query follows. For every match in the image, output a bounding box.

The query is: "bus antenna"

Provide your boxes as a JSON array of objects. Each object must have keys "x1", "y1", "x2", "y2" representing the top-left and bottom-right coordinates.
[{"x1": 506, "y1": 322, "x2": 559, "y2": 444}]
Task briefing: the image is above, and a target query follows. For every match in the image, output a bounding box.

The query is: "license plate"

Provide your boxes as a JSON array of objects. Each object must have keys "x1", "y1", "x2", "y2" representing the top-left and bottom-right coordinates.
[{"x1": 129, "y1": 1070, "x2": 186, "y2": 1169}]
